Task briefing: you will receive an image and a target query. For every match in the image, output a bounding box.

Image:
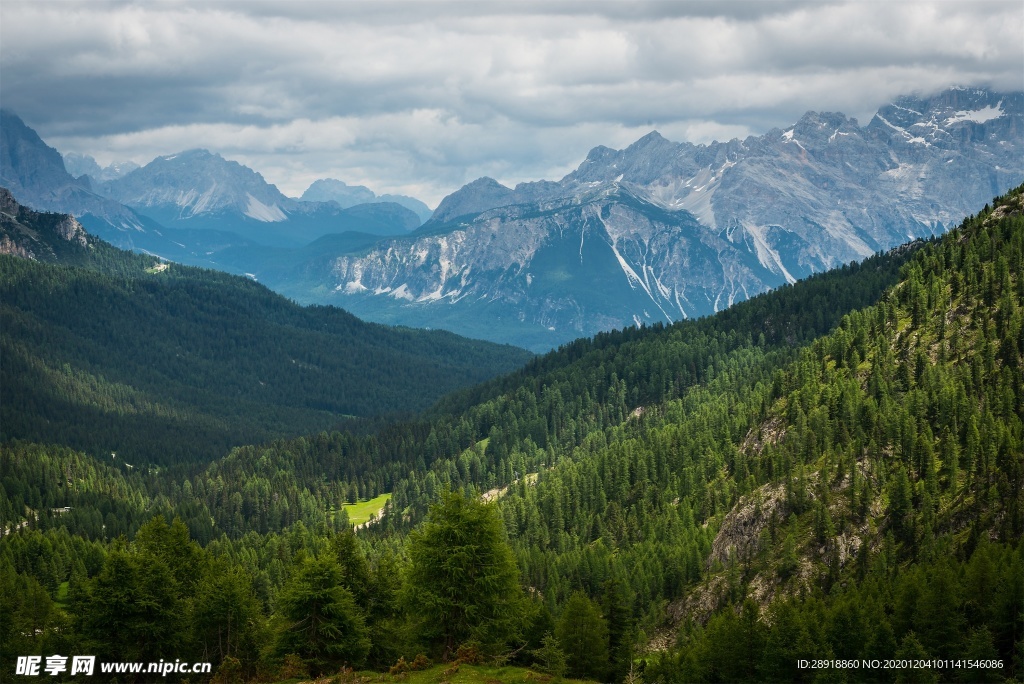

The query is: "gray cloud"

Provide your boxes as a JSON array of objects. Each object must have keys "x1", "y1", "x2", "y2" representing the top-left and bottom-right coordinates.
[{"x1": 2, "y1": 0, "x2": 1020, "y2": 206}]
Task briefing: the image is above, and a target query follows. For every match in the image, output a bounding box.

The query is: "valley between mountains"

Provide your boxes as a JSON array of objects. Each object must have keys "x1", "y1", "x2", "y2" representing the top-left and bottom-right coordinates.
[{"x1": 1, "y1": 179, "x2": 1021, "y2": 680}]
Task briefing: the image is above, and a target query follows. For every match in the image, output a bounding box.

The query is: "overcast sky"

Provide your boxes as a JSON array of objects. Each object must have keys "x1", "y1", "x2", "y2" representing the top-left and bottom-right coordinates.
[{"x1": 2, "y1": 1, "x2": 1021, "y2": 206}]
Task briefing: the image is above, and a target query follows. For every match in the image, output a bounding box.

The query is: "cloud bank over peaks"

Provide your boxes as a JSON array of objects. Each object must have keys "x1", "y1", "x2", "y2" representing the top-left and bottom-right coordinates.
[{"x1": 2, "y1": 0, "x2": 1020, "y2": 205}]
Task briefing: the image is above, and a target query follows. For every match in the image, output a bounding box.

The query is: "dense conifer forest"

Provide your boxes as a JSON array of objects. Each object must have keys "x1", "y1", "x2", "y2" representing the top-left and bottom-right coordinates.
[
  {"x1": 0, "y1": 194, "x2": 533, "y2": 466},
  {"x1": 1, "y1": 186, "x2": 1022, "y2": 682}
]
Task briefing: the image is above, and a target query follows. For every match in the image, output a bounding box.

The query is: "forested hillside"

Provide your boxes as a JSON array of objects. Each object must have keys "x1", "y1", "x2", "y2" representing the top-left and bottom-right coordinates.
[
  {"x1": 1, "y1": 187, "x2": 1021, "y2": 682},
  {"x1": 0, "y1": 191, "x2": 533, "y2": 466}
]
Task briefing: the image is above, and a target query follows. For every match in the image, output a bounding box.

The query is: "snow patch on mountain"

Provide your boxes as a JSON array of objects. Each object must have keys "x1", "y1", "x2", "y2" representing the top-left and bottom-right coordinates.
[
  {"x1": 244, "y1": 193, "x2": 287, "y2": 222},
  {"x1": 391, "y1": 284, "x2": 414, "y2": 301},
  {"x1": 743, "y1": 223, "x2": 797, "y2": 284},
  {"x1": 945, "y1": 102, "x2": 1003, "y2": 125},
  {"x1": 598, "y1": 212, "x2": 673, "y2": 323}
]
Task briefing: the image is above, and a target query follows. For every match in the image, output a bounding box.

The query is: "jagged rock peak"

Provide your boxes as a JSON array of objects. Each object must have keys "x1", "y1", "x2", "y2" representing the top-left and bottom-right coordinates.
[
  {"x1": 465, "y1": 176, "x2": 513, "y2": 191},
  {"x1": 628, "y1": 130, "x2": 672, "y2": 148},
  {"x1": 160, "y1": 148, "x2": 218, "y2": 160},
  {"x1": 583, "y1": 145, "x2": 618, "y2": 163},
  {"x1": 64, "y1": 153, "x2": 139, "y2": 183},
  {"x1": 789, "y1": 111, "x2": 861, "y2": 141}
]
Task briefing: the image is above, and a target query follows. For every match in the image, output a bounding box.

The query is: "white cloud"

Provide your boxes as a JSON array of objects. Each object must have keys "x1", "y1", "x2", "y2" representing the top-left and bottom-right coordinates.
[{"x1": 2, "y1": 0, "x2": 1021, "y2": 206}]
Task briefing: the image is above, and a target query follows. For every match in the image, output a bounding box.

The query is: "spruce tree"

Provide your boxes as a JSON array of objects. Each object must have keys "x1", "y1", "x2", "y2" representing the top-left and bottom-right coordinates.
[
  {"x1": 405, "y1": 491, "x2": 524, "y2": 660},
  {"x1": 274, "y1": 554, "x2": 369, "y2": 675},
  {"x1": 555, "y1": 592, "x2": 610, "y2": 681}
]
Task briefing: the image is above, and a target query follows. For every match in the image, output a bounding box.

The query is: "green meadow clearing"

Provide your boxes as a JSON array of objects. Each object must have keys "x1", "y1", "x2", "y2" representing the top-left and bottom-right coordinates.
[{"x1": 340, "y1": 493, "x2": 392, "y2": 525}]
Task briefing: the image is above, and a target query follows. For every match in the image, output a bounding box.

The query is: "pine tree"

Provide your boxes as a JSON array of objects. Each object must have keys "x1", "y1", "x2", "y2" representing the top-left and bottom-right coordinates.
[
  {"x1": 555, "y1": 592, "x2": 610, "y2": 681},
  {"x1": 74, "y1": 549, "x2": 185, "y2": 663},
  {"x1": 405, "y1": 491, "x2": 524, "y2": 660},
  {"x1": 193, "y1": 560, "x2": 263, "y2": 669},
  {"x1": 273, "y1": 554, "x2": 369, "y2": 675}
]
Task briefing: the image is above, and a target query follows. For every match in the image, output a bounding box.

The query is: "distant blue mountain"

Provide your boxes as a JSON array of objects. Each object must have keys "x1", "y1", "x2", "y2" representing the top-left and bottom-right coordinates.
[
  {"x1": 100, "y1": 149, "x2": 422, "y2": 247},
  {"x1": 301, "y1": 178, "x2": 433, "y2": 223}
]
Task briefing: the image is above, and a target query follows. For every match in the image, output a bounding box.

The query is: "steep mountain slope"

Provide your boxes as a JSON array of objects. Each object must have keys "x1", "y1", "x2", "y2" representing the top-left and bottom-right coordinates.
[
  {"x1": 285, "y1": 87, "x2": 1023, "y2": 350},
  {"x1": 641, "y1": 184, "x2": 1024, "y2": 682},
  {"x1": 0, "y1": 195, "x2": 532, "y2": 466},
  {"x1": 0, "y1": 187, "x2": 90, "y2": 262}
]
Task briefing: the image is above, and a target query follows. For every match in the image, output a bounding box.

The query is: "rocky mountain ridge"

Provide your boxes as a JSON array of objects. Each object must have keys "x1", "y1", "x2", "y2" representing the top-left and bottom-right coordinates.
[
  {"x1": 0, "y1": 187, "x2": 90, "y2": 260},
  {"x1": 99, "y1": 149, "x2": 423, "y2": 246},
  {"x1": 63, "y1": 152, "x2": 139, "y2": 183},
  {"x1": 292, "y1": 87, "x2": 1023, "y2": 350}
]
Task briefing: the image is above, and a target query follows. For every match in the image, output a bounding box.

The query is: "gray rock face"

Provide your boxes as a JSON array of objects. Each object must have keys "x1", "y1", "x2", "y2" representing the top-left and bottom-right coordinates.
[
  {"x1": 0, "y1": 187, "x2": 91, "y2": 261},
  {"x1": 101, "y1": 148, "x2": 297, "y2": 223},
  {"x1": 1, "y1": 110, "x2": 76, "y2": 206},
  {"x1": 301, "y1": 87, "x2": 1024, "y2": 350}
]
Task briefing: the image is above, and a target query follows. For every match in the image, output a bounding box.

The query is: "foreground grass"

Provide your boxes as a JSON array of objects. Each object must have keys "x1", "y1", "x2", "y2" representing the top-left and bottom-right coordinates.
[{"x1": 282, "y1": 663, "x2": 595, "y2": 684}]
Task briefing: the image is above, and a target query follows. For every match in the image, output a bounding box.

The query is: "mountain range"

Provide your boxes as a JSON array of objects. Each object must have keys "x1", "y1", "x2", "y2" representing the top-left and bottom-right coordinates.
[
  {"x1": 96, "y1": 149, "x2": 424, "y2": 247},
  {"x1": 279, "y1": 87, "x2": 1022, "y2": 350},
  {"x1": 3, "y1": 87, "x2": 1022, "y2": 352},
  {"x1": 0, "y1": 110, "x2": 431, "y2": 272}
]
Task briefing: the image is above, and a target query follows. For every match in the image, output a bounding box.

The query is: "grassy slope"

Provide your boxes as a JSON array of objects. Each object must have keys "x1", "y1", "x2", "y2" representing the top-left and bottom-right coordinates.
[{"x1": 342, "y1": 493, "x2": 393, "y2": 526}]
